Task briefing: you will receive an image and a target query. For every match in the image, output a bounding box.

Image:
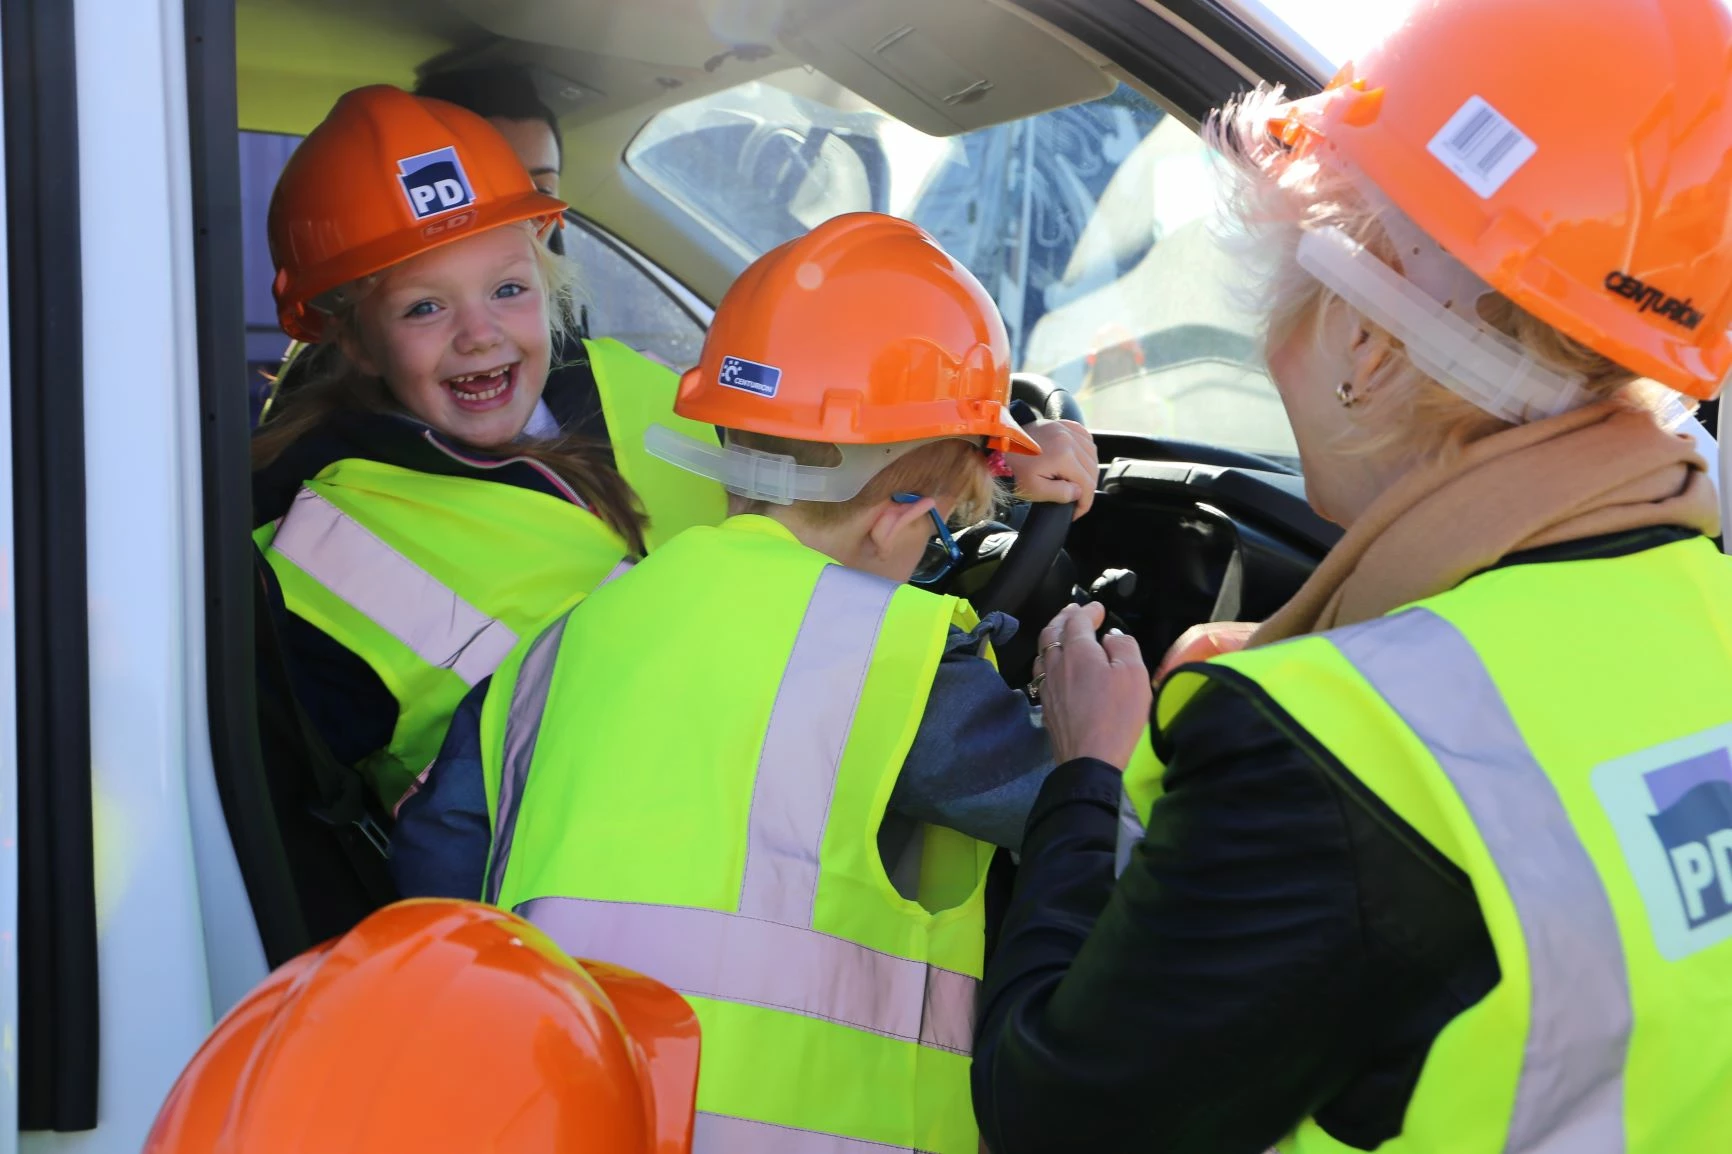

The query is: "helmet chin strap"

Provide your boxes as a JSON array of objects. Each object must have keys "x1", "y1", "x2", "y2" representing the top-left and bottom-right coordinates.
[
  {"x1": 309, "y1": 273, "x2": 381, "y2": 322},
  {"x1": 644, "y1": 425, "x2": 963, "y2": 505},
  {"x1": 1297, "y1": 173, "x2": 1705, "y2": 430},
  {"x1": 1296, "y1": 215, "x2": 1593, "y2": 424}
]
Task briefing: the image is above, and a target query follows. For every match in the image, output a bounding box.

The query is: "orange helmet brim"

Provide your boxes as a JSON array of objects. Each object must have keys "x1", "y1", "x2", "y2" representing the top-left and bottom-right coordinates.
[{"x1": 278, "y1": 188, "x2": 565, "y2": 343}]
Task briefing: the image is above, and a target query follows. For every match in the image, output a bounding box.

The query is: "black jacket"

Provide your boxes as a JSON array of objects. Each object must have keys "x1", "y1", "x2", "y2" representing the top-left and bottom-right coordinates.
[{"x1": 972, "y1": 526, "x2": 1700, "y2": 1154}]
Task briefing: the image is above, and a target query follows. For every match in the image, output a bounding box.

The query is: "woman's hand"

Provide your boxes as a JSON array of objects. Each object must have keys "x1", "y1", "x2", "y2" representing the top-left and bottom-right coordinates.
[
  {"x1": 1154, "y1": 621, "x2": 1258, "y2": 682},
  {"x1": 1008, "y1": 418, "x2": 1098, "y2": 518},
  {"x1": 1034, "y1": 602, "x2": 1152, "y2": 769}
]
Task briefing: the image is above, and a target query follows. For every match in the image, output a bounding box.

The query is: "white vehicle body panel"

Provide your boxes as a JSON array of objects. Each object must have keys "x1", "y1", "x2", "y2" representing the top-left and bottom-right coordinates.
[{"x1": 22, "y1": 0, "x2": 265, "y2": 1149}]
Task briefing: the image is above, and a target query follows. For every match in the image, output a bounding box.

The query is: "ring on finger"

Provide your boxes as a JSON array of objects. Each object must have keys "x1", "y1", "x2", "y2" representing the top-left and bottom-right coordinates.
[{"x1": 1040, "y1": 640, "x2": 1063, "y2": 661}]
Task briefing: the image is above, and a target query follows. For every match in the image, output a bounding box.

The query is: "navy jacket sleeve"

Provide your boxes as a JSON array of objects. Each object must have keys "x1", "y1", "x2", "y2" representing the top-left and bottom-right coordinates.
[
  {"x1": 254, "y1": 544, "x2": 398, "y2": 769},
  {"x1": 888, "y1": 613, "x2": 1054, "y2": 851},
  {"x1": 389, "y1": 677, "x2": 494, "y2": 899},
  {"x1": 277, "y1": 609, "x2": 398, "y2": 767},
  {"x1": 970, "y1": 677, "x2": 1382, "y2": 1154}
]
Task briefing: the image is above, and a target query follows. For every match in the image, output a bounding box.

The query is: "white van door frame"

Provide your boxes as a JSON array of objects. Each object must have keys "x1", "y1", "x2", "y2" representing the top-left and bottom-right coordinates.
[{"x1": 15, "y1": 0, "x2": 266, "y2": 1148}]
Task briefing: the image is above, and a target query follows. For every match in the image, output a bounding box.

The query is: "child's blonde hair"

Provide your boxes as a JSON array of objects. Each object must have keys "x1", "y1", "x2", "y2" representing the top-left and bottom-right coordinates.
[
  {"x1": 724, "y1": 431, "x2": 1001, "y2": 528},
  {"x1": 1205, "y1": 86, "x2": 1672, "y2": 462},
  {"x1": 251, "y1": 223, "x2": 648, "y2": 554}
]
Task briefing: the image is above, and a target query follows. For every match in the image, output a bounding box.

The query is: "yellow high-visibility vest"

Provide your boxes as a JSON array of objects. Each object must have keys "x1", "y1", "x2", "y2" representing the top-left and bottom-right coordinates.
[
  {"x1": 483, "y1": 516, "x2": 993, "y2": 1153},
  {"x1": 1126, "y1": 537, "x2": 1732, "y2": 1151},
  {"x1": 256, "y1": 338, "x2": 726, "y2": 808}
]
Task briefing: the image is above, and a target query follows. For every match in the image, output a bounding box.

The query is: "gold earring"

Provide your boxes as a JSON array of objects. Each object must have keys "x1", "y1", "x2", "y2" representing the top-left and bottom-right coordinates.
[{"x1": 1335, "y1": 381, "x2": 1357, "y2": 408}]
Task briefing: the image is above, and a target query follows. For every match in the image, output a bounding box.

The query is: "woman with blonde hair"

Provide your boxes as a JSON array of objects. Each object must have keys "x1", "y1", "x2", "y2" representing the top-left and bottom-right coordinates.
[{"x1": 973, "y1": 0, "x2": 1732, "y2": 1150}]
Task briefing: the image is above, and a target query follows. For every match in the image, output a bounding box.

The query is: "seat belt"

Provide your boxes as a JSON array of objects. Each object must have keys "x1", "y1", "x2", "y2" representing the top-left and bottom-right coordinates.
[{"x1": 252, "y1": 548, "x2": 398, "y2": 912}]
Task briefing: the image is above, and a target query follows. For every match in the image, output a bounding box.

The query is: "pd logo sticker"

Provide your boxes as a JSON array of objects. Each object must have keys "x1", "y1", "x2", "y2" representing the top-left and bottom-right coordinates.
[
  {"x1": 397, "y1": 147, "x2": 475, "y2": 221},
  {"x1": 718, "y1": 355, "x2": 781, "y2": 398},
  {"x1": 1594, "y1": 722, "x2": 1732, "y2": 960}
]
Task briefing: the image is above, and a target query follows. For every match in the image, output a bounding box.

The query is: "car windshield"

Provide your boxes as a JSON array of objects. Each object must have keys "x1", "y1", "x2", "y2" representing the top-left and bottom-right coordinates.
[{"x1": 626, "y1": 69, "x2": 1299, "y2": 465}]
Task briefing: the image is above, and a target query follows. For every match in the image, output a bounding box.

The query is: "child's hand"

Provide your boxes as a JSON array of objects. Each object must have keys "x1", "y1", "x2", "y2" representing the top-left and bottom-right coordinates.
[
  {"x1": 1154, "y1": 621, "x2": 1258, "y2": 683},
  {"x1": 1034, "y1": 602, "x2": 1152, "y2": 769},
  {"x1": 1008, "y1": 418, "x2": 1098, "y2": 519}
]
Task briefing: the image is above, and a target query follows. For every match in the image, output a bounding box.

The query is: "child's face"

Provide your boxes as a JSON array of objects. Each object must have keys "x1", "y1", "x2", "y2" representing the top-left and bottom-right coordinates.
[{"x1": 347, "y1": 226, "x2": 550, "y2": 448}]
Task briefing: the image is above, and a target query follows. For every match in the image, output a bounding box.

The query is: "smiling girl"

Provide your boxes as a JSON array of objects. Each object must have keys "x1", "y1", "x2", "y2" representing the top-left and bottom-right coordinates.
[{"x1": 251, "y1": 86, "x2": 691, "y2": 816}]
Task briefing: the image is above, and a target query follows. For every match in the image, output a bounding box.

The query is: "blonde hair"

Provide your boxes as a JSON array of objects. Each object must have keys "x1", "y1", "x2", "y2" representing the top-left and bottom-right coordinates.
[
  {"x1": 724, "y1": 431, "x2": 1001, "y2": 528},
  {"x1": 252, "y1": 224, "x2": 648, "y2": 554},
  {"x1": 1205, "y1": 85, "x2": 1672, "y2": 461}
]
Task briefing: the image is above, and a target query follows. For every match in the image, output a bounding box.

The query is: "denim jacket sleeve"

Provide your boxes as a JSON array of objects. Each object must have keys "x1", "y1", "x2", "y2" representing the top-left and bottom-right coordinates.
[{"x1": 884, "y1": 612, "x2": 1055, "y2": 852}]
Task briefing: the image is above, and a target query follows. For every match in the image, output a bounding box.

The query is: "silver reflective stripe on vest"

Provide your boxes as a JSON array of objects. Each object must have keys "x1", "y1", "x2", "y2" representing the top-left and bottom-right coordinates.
[
  {"x1": 1330, "y1": 607, "x2": 1632, "y2": 1154},
  {"x1": 597, "y1": 557, "x2": 636, "y2": 588},
  {"x1": 517, "y1": 895, "x2": 974, "y2": 1053},
  {"x1": 693, "y1": 1111, "x2": 938, "y2": 1153},
  {"x1": 740, "y1": 565, "x2": 896, "y2": 924},
  {"x1": 484, "y1": 613, "x2": 571, "y2": 905},
  {"x1": 492, "y1": 563, "x2": 977, "y2": 1072},
  {"x1": 271, "y1": 487, "x2": 517, "y2": 685}
]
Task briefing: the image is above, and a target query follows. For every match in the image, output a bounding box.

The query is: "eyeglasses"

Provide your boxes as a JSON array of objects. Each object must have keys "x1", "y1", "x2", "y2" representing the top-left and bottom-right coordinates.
[{"x1": 892, "y1": 492, "x2": 963, "y2": 589}]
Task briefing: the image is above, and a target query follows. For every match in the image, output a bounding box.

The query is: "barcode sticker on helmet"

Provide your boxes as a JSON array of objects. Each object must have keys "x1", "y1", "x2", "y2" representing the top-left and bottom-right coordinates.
[{"x1": 1427, "y1": 96, "x2": 1536, "y2": 199}]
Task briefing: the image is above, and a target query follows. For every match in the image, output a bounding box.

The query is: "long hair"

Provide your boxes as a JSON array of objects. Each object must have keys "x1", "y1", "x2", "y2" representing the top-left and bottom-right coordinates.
[{"x1": 252, "y1": 227, "x2": 648, "y2": 554}]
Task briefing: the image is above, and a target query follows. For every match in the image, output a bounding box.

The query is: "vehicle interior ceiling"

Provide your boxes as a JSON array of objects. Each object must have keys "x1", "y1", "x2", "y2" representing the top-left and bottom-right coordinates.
[{"x1": 233, "y1": 0, "x2": 1333, "y2": 696}]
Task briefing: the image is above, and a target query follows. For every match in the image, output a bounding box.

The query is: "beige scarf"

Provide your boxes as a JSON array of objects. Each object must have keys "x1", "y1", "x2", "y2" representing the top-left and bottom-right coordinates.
[{"x1": 1251, "y1": 402, "x2": 1721, "y2": 647}]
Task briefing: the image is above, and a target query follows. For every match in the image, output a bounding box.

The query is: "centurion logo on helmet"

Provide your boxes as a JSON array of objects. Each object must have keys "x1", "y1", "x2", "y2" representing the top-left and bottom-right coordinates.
[
  {"x1": 1595, "y1": 723, "x2": 1732, "y2": 960},
  {"x1": 396, "y1": 145, "x2": 475, "y2": 221},
  {"x1": 717, "y1": 355, "x2": 782, "y2": 399},
  {"x1": 1604, "y1": 271, "x2": 1705, "y2": 332}
]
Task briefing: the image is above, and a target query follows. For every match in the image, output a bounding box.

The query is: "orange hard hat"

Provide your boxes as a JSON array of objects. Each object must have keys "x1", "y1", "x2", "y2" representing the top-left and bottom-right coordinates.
[
  {"x1": 1273, "y1": 0, "x2": 1732, "y2": 399},
  {"x1": 674, "y1": 212, "x2": 1039, "y2": 454},
  {"x1": 142, "y1": 900, "x2": 700, "y2": 1154},
  {"x1": 268, "y1": 85, "x2": 567, "y2": 343}
]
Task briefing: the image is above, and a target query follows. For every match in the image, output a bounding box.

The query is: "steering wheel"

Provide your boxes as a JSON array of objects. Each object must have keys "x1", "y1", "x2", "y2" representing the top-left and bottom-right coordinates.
[{"x1": 968, "y1": 373, "x2": 1084, "y2": 619}]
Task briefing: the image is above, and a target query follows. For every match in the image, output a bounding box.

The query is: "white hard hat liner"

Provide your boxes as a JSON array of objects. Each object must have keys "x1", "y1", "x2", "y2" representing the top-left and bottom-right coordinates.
[
  {"x1": 645, "y1": 424, "x2": 966, "y2": 505},
  {"x1": 1295, "y1": 218, "x2": 1593, "y2": 424}
]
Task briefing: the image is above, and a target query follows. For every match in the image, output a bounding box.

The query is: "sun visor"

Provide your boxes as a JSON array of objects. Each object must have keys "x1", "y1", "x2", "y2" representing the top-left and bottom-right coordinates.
[{"x1": 779, "y1": 0, "x2": 1113, "y2": 136}]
